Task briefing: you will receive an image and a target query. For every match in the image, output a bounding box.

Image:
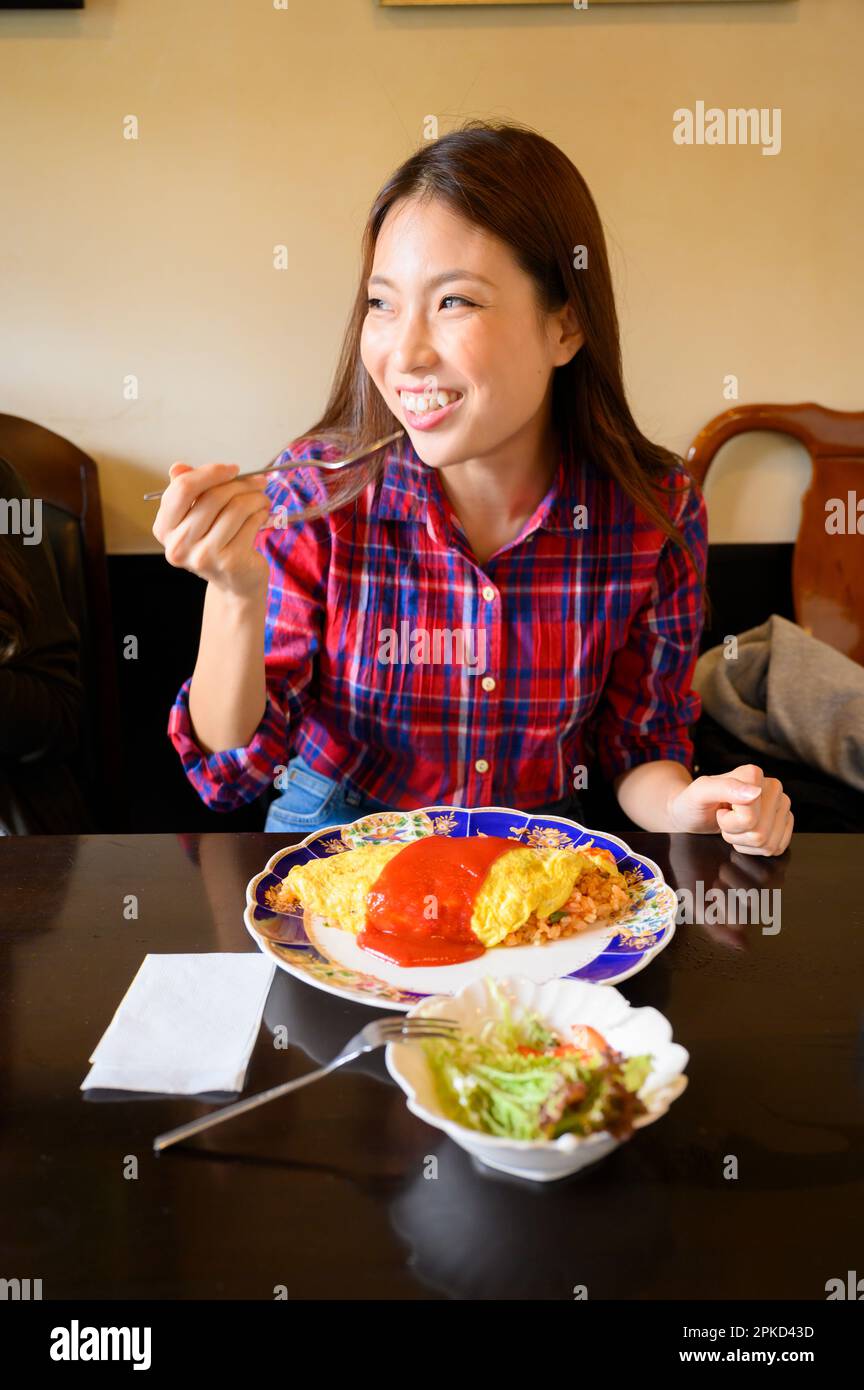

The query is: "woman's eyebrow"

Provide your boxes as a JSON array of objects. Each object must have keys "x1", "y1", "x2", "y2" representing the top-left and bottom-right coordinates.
[{"x1": 367, "y1": 269, "x2": 495, "y2": 290}]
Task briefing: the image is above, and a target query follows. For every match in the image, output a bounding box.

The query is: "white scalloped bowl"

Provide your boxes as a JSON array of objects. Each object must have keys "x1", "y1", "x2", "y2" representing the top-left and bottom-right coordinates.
[{"x1": 385, "y1": 975, "x2": 689, "y2": 1182}]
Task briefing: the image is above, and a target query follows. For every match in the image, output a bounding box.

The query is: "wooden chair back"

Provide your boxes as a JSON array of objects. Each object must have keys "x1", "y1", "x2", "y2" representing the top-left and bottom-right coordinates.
[{"x1": 687, "y1": 402, "x2": 864, "y2": 665}]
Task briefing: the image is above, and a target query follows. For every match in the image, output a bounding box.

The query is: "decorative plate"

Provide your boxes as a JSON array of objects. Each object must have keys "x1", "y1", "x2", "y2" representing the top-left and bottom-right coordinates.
[{"x1": 243, "y1": 806, "x2": 678, "y2": 1010}]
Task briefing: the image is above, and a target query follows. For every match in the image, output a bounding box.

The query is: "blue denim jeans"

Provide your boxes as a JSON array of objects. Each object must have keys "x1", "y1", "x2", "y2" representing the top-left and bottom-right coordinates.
[
  {"x1": 263, "y1": 754, "x2": 590, "y2": 835},
  {"x1": 263, "y1": 753, "x2": 393, "y2": 834}
]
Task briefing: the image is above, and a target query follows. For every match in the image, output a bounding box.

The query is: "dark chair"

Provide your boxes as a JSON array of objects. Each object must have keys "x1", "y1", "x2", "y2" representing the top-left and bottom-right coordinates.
[{"x1": 0, "y1": 413, "x2": 128, "y2": 830}]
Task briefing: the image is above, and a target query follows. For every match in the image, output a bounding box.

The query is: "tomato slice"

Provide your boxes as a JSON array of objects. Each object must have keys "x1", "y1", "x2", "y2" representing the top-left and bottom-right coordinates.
[
  {"x1": 517, "y1": 1044, "x2": 580, "y2": 1058},
  {"x1": 515, "y1": 1025, "x2": 609, "y2": 1061},
  {"x1": 568, "y1": 1024, "x2": 609, "y2": 1056}
]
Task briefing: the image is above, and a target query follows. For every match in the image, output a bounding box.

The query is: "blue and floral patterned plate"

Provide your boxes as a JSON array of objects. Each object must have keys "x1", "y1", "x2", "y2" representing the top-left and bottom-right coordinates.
[{"x1": 243, "y1": 807, "x2": 678, "y2": 1010}]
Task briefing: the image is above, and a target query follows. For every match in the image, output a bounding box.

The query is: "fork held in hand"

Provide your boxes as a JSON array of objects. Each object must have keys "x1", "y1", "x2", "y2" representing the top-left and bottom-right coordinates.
[
  {"x1": 152, "y1": 1014, "x2": 459, "y2": 1152},
  {"x1": 142, "y1": 428, "x2": 405, "y2": 502}
]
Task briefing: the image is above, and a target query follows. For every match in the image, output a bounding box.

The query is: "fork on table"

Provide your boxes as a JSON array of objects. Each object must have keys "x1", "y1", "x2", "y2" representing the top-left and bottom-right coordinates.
[{"x1": 153, "y1": 1012, "x2": 458, "y2": 1152}]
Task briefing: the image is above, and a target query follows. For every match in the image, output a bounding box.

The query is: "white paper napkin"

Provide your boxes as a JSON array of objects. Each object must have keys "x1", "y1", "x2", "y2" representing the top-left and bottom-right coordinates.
[{"x1": 81, "y1": 953, "x2": 277, "y2": 1095}]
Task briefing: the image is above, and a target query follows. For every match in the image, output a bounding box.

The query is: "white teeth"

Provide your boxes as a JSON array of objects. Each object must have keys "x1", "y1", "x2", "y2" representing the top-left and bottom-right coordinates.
[{"x1": 401, "y1": 389, "x2": 462, "y2": 413}]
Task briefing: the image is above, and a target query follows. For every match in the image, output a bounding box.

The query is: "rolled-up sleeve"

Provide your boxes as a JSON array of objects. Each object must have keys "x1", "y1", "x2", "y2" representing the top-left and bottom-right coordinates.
[
  {"x1": 167, "y1": 459, "x2": 330, "y2": 812},
  {"x1": 167, "y1": 681, "x2": 292, "y2": 812},
  {"x1": 589, "y1": 476, "x2": 708, "y2": 784}
]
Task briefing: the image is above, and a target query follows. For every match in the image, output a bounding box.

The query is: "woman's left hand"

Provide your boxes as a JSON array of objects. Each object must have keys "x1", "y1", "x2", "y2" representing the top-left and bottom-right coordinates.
[{"x1": 666, "y1": 763, "x2": 794, "y2": 856}]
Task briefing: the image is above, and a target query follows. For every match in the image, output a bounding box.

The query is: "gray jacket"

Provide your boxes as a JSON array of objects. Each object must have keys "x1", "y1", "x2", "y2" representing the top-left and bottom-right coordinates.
[{"x1": 693, "y1": 613, "x2": 864, "y2": 793}]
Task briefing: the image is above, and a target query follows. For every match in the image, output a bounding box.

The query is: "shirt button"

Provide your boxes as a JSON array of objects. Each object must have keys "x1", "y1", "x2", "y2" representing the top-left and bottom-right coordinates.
[
  {"x1": 475, "y1": 758, "x2": 490, "y2": 774},
  {"x1": 481, "y1": 676, "x2": 496, "y2": 692},
  {"x1": 481, "y1": 585, "x2": 496, "y2": 602}
]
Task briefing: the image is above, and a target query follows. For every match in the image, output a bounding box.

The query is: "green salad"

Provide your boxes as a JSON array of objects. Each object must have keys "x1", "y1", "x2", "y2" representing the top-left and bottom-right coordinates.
[{"x1": 423, "y1": 986, "x2": 653, "y2": 1142}]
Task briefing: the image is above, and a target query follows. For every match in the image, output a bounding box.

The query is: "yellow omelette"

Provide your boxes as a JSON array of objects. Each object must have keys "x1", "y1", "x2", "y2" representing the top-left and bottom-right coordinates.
[{"x1": 279, "y1": 840, "x2": 625, "y2": 947}]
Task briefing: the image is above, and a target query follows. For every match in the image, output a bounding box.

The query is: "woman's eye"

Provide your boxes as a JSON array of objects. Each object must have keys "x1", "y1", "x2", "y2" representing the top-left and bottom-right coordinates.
[{"x1": 365, "y1": 295, "x2": 476, "y2": 311}]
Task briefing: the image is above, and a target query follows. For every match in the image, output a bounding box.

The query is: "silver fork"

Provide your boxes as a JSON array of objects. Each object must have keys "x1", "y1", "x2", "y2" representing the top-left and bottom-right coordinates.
[
  {"x1": 152, "y1": 1013, "x2": 458, "y2": 1152},
  {"x1": 142, "y1": 428, "x2": 405, "y2": 501}
]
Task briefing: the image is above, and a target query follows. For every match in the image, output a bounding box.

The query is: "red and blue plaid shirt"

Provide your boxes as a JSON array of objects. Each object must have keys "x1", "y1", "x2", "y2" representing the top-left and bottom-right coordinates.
[{"x1": 168, "y1": 435, "x2": 708, "y2": 812}]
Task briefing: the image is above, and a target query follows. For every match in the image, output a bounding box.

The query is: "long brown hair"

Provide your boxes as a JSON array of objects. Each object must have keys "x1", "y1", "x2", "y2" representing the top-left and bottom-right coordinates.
[{"x1": 289, "y1": 118, "x2": 710, "y2": 621}]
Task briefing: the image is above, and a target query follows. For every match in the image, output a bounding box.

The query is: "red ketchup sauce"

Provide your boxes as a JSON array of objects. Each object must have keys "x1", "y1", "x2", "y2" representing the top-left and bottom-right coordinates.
[{"x1": 358, "y1": 835, "x2": 518, "y2": 966}]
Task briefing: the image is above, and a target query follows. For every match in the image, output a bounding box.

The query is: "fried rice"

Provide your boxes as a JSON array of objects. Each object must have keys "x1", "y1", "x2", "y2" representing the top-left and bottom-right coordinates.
[{"x1": 499, "y1": 866, "x2": 632, "y2": 947}]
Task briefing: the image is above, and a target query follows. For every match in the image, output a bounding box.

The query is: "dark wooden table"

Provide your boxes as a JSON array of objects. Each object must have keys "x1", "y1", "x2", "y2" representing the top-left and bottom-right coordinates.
[{"x1": 1, "y1": 831, "x2": 861, "y2": 1301}]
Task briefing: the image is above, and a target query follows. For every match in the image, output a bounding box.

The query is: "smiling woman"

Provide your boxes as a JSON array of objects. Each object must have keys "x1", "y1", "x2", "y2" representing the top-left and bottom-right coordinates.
[
  {"x1": 161, "y1": 118, "x2": 793, "y2": 855},
  {"x1": 267, "y1": 120, "x2": 705, "y2": 562}
]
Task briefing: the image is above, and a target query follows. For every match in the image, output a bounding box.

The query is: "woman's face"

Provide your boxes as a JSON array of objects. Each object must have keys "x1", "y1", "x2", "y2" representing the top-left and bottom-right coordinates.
[{"x1": 360, "y1": 196, "x2": 582, "y2": 469}]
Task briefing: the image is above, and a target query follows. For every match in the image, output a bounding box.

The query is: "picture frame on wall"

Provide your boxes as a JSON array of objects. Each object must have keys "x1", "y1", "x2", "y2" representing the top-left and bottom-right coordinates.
[{"x1": 379, "y1": 1, "x2": 788, "y2": 8}]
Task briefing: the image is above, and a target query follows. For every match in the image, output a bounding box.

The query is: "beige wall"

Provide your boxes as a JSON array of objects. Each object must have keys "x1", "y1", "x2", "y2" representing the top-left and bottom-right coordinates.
[{"x1": 1, "y1": 0, "x2": 860, "y2": 553}]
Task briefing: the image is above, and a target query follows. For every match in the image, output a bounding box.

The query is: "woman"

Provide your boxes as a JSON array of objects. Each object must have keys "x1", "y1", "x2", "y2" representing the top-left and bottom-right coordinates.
[{"x1": 157, "y1": 120, "x2": 792, "y2": 856}]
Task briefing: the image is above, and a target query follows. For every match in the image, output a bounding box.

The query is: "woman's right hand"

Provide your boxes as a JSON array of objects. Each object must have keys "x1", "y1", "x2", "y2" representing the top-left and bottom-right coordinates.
[{"x1": 152, "y1": 461, "x2": 273, "y2": 598}]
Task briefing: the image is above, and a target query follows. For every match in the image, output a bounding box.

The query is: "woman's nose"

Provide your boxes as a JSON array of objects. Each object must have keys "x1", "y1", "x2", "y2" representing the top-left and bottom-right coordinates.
[{"x1": 391, "y1": 310, "x2": 437, "y2": 371}]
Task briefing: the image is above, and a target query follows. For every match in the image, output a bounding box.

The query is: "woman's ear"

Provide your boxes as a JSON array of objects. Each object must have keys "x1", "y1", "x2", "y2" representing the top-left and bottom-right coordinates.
[{"x1": 551, "y1": 302, "x2": 584, "y2": 367}]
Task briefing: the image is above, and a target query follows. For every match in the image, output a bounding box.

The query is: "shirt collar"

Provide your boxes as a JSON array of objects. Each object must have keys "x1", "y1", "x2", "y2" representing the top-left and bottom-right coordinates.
[{"x1": 375, "y1": 435, "x2": 582, "y2": 535}]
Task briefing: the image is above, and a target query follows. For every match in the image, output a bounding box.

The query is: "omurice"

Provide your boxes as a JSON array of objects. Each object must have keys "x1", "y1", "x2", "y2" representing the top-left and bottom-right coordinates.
[{"x1": 264, "y1": 833, "x2": 633, "y2": 968}]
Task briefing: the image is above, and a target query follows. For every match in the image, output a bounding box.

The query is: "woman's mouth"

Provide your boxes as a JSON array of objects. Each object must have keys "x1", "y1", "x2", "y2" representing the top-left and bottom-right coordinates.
[{"x1": 398, "y1": 388, "x2": 465, "y2": 431}]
